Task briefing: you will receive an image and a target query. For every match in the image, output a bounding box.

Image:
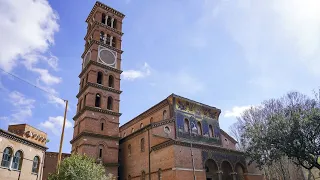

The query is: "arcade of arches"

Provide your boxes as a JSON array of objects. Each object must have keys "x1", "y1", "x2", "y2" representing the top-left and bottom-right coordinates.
[{"x1": 205, "y1": 159, "x2": 246, "y2": 180}]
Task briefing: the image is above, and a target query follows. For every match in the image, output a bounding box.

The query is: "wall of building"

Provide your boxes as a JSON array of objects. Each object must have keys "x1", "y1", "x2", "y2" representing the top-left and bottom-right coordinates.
[
  {"x1": 42, "y1": 152, "x2": 70, "y2": 180},
  {"x1": 0, "y1": 134, "x2": 45, "y2": 180}
]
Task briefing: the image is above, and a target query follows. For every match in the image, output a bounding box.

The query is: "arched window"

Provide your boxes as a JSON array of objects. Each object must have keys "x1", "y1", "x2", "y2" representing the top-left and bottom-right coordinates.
[
  {"x1": 141, "y1": 171, "x2": 146, "y2": 180},
  {"x1": 113, "y1": 19, "x2": 117, "y2": 29},
  {"x1": 107, "y1": 96, "x2": 113, "y2": 110},
  {"x1": 95, "y1": 93, "x2": 101, "y2": 107},
  {"x1": 128, "y1": 144, "x2": 131, "y2": 156},
  {"x1": 184, "y1": 118, "x2": 190, "y2": 133},
  {"x1": 1, "y1": 147, "x2": 13, "y2": 168},
  {"x1": 32, "y1": 156, "x2": 40, "y2": 173},
  {"x1": 97, "y1": 72, "x2": 103, "y2": 84},
  {"x1": 101, "y1": 13, "x2": 106, "y2": 24},
  {"x1": 101, "y1": 122, "x2": 104, "y2": 131},
  {"x1": 123, "y1": 132, "x2": 126, "y2": 137},
  {"x1": 197, "y1": 121, "x2": 202, "y2": 135},
  {"x1": 209, "y1": 125, "x2": 214, "y2": 137},
  {"x1": 108, "y1": 75, "x2": 114, "y2": 88},
  {"x1": 107, "y1": 17, "x2": 112, "y2": 27},
  {"x1": 140, "y1": 123, "x2": 144, "y2": 129},
  {"x1": 131, "y1": 128, "x2": 135, "y2": 133},
  {"x1": 158, "y1": 169, "x2": 162, "y2": 180},
  {"x1": 140, "y1": 138, "x2": 145, "y2": 152},
  {"x1": 112, "y1": 37, "x2": 116, "y2": 47},
  {"x1": 106, "y1": 34, "x2": 111, "y2": 45},
  {"x1": 11, "y1": 150, "x2": 23, "y2": 170},
  {"x1": 100, "y1": 31, "x2": 105, "y2": 42},
  {"x1": 163, "y1": 110, "x2": 167, "y2": 120}
]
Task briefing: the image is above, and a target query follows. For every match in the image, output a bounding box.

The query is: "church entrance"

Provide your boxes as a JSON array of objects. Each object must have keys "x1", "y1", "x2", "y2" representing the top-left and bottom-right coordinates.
[
  {"x1": 205, "y1": 159, "x2": 219, "y2": 180},
  {"x1": 221, "y1": 161, "x2": 233, "y2": 180}
]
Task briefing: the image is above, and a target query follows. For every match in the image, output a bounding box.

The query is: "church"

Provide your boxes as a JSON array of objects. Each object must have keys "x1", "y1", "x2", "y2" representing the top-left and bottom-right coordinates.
[{"x1": 69, "y1": 1, "x2": 263, "y2": 180}]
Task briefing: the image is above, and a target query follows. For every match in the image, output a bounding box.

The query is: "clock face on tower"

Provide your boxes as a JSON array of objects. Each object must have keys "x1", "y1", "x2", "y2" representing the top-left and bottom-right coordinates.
[{"x1": 98, "y1": 45, "x2": 116, "y2": 68}]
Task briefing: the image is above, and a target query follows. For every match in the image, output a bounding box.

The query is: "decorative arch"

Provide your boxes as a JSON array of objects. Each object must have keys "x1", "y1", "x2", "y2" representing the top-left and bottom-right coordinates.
[
  {"x1": 197, "y1": 121, "x2": 202, "y2": 135},
  {"x1": 184, "y1": 118, "x2": 190, "y2": 133},
  {"x1": 100, "y1": 31, "x2": 105, "y2": 42},
  {"x1": 140, "y1": 123, "x2": 144, "y2": 129},
  {"x1": 108, "y1": 75, "x2": 114, "y2": 88},
  {"x1": 107, "y1": 96, "x2": 113, "y2": 110},
  {"x1": 221, "y1": 160, "x2": 233, "y2": 180},
  {"x1": 1, "y1": 147, "x2": 13, "y2": 168},
  {"x1": 209, "y1": 124, "x2": 214, "y2": 137},
  {"x1": 140, "y1": 138, "x2": 145, "y2": 152},
  {"x1": 235, "y1": 162, "x2": 247, "y2": 180},
  {"x1": 101, "y1": 13, "x2": 106, "y2": 24},
  {"x1": 95, "y1": 93, "x2": 101, "y2": 107},
  {"x1": 163, "y1": 110, "x2": 167, "y2": 120},
  {"x1": 205, "y1": 159, "x2": 219, "y2": 180},
  {"x1": 97, "y1": 71, "x2": 103, "y2": 85}
]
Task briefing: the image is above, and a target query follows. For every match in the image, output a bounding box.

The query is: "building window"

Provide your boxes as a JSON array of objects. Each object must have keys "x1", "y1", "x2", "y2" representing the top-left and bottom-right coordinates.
[
  {"x1": 107, "y1": 17, "x2": 112, "y2": 27},
  {"x1": 95, "y1": 93, "x2": 101, "y2": 107},
  {"x1": 141, "y1": 171, "x2": 146, "y2": 180},
  {"x1": 113, "y1": 19, "x2": 117, "y2": 29},
  {"x1": 128, "y1": 144, "x2": 131, "y2": 156},
  {"x1": 100, "y1": 31, "x2": 105, "y2": 42},
  {"x1": 112, "y1": 37, "x2": 116, "y2": 47},
  {"x1": 108, "y1": 75, "x2": 114, "y2": 88},
  {"x1": 1, "y1": 147, "x2": 13, "y2": 168},
  {"x1": 141, "y1": 138, "x2": 145, "y2": 152},
  {"x1": 197, "y1": 121, "x2": 202, "y2": 135},
  {"x1": 163, "y1": 110, "x2": 167, "y2": 120},
  {"x1": 106, "y1": 34, "x2": 111, "y2": 45},
  {"x1": 209, "y1": 125, "x2": 214, "y2": 137},
  {"x1": 140, "y1": 123, "x2": 144, "y2": 129},
  {"x1": 11, "y1": 150, "x2": 23, "y2": 170},
  {"x1": 81, "y1": 78, "x2": 85, "y2": 88},
  {"x1": 101, "y1": 13, "x2": 106, "y2": 24},
  {"x1": 131, "y1": 128, "x2": 135, "y2": 133},
  {"x1": 99, "y1": 146, "x2": 103, "y2": 158},
  {"x1": 97, "y1": 72, "x2": 103, "y2": 84},
  {"x1": 107, "y1": 96, "x2": 113, "y2": 110},
  {"x1": 184, "y1": 118, "x2": 190, "y2": 133},
  {"x1": 84, "y1": 95, "x2": 87, "y2": 107},
  {"x1": 101, "y1": 122, "x2": 104, "y2": 131},
  {"x1": 123, "y1": 132, "x2": 126, "y2": 137},
  {"x1": 32, "y1": 156, "x2": 40, "y2": 174},
  {"x1": 158, "y1": 169, "x2": 162, "y2": 180}
]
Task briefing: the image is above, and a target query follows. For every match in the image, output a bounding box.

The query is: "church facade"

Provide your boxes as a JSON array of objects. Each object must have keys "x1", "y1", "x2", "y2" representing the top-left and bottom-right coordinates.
[{"x1": 70, "y1": 2, "x2": 264, "y2": 180}]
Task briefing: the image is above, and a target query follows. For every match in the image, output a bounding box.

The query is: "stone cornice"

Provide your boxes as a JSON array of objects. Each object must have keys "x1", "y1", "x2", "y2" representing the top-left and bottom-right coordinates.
[
  {"x1": 151, "y1": 118, "x2": 175, "y2": 128},
  {"x1": 0, "y1": 129, "x2": 48, "y2": 151},
  {"x1": 120, "y1": 97, "x2": 170, "y2": 131},
  {"x1": 73, "y1": 106, "x2": 122, "y2": 121},
  {"x1": 86, "y1": 1, "x2": 125, "y2": 23},
  {"x1": 81, "y1": 40, "x2": 123, "y2": 59},
  {"x1": 151, "y1": 139, "x2": 244, "y2": 155},
  {"x1": 79, "y1": 60, "x2": 122, "y2": 78},
  {"x1": 77, "y1": 82, "x2": 122, "y2": 98},
  {"x1": 70, "y1": 131, "x2": 120, "y2": 144}
]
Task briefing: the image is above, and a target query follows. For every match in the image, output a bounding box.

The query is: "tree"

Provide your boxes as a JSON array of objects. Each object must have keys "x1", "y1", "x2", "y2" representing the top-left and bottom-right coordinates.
[
  {"x1": 48, "y1": 154, "x2": 115, "y2": 180},
  {"x1": 237, "y1": 91, "x2": 320, "y2": 171}
]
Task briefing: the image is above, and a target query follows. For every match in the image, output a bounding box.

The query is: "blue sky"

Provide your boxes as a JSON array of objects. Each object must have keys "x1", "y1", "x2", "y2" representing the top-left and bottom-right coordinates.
[{"x1": 1, "y1": 0, "x2": 320, "y2": 153}]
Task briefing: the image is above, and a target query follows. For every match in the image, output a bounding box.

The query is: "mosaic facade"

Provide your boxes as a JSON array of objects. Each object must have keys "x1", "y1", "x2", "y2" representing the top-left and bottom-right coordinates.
[{"x1": 174, "y1": 97, "x2": 222, "y2": 145}]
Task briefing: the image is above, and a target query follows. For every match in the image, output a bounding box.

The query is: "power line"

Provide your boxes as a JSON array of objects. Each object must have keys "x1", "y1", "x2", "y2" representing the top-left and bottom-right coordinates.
[{"x1": 0, "y1": 67, "x2": 66, "y2": 101}]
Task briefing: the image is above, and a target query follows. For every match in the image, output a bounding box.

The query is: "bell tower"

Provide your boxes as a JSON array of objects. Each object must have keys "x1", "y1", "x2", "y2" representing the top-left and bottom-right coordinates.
[{"x1": 71, "y1": 1, "x2": 124, "y2": 177}]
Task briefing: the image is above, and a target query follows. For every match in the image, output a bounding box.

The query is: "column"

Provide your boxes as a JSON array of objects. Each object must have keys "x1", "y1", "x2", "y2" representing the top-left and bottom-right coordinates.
[
  {"x1": 231, "y1": 172, "x2": 237, "y2": 180},
  {"x1": 110, "y1": 36, "x2": 113, "y2": 46},
  {"x1": 105, "y1": 16, "x2": 108, "y2": 25},
  {"x1": 111, "y1": 18, "x2": 114, "y2": 28},
  {"x1": 217, "y1": 170, "x2": 223, "y2": 180},
  {"x1": 104, "y1": 34, "x2": 107, "y2": 44}
]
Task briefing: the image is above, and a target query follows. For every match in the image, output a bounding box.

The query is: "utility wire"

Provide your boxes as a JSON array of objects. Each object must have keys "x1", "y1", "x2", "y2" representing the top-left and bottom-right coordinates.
[{"x1": 0, "y1": 67, "x2": 66, "y2": 101}]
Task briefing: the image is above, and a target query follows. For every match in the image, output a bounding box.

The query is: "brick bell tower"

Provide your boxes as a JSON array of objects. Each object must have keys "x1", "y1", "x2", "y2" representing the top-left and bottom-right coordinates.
[{"x1": 71, "y1": 1, "x2": 124, "y2": 177}]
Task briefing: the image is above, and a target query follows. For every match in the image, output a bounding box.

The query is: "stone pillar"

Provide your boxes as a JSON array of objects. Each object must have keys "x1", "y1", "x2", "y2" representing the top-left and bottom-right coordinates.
[
  {"x1": 217, "y1": 171, "x2": 223, "y2": 180},
  {"x1": 105, "y1": 16, "x2": 108, "y2": 25},
  {"x1": 104, "y1": 34, "x2": 107, "y2": 44},
  {"x1": 110, "y1": 36, "x2": 113, "y2": 46},
  {"x1": 231, "y1": 172, "x2": 237, "y2": 180},
  {"x1": 111, "y1": 18, "x2": 114, "y2": 28}
]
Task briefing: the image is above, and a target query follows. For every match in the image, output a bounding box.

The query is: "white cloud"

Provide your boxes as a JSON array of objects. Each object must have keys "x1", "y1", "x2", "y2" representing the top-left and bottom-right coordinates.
[
  {"x1": 122, "y1": 62, "x2": 151, "y2": 80},
  {"x1": 0, "y1": 91, "x2": 35, "y2": 123},
  {"x1": 40, "y1": 116, "x2": 72, "y2": 136},
  {"x1": 224, "y1": 105, "x2": 252, "y2": 118}
]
